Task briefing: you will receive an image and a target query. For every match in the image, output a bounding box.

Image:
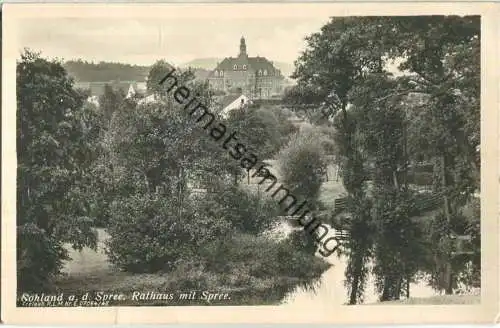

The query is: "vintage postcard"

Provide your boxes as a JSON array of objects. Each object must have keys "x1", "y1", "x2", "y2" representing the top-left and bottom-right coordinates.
[{"x1": 1, "y1": 2, "x2": 499, "y2": 325}]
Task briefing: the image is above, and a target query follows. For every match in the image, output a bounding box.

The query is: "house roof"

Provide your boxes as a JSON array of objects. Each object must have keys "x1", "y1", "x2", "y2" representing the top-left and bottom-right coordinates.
[
  {"x1": 207, "y1": 38, "x2": 284, "y2": 79},
  {"x1": 219, "y1": 94, "x2": 246, "y2": 109},
  {"x1": 209, "y1": 56, "x2": 283, "y2": 78}
]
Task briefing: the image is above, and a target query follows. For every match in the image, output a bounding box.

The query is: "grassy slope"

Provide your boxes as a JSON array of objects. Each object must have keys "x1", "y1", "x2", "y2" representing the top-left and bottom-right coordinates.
[{"x1": 58, "y1": 230, "x2": 309, "y2": 306}]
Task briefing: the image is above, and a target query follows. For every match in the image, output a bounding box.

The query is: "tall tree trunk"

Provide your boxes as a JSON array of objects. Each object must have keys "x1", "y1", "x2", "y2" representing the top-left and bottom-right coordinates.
[
  {"x1": 395, "y1": 276, "x2": 402, "y2": 300},
  {"x1": 393, "y1": 171, "x2": 399, "y2": 190},
  {"x1": 142, "y1": 170, "x2": 150, "y2": 194},
  {"x1": 348, "y1": 252, "x2": 364, "y2": 305},
  {"x1": 349, "y1": 273, "x2": 360, "y2": 305},
  {"x1": 447, "y1": 272, "x2": 454, "y2": 295},
  {"x1": 177, "y1": 167, "x2": 184, "y2": 218},
  {"x1": 440, "y1": 155, "x2": 453, "y2": 295},
  {"x1": 406, "y1": 276, "x2": 410, "y2": 298},
  {"x1": 381, "y1": 276, "x2": 391, "y2": 301}
]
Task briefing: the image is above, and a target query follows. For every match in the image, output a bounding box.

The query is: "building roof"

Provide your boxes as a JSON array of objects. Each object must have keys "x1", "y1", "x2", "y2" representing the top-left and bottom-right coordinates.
[
  {"x1": 209, "y1": 57, "x2": 282, "y2": 78},
  {"x1": 219, "y1": 94, "x2": 247, "y2": 109},
  {"x1": 208, "y1": 37, "x2": 283, "y2": 78}
]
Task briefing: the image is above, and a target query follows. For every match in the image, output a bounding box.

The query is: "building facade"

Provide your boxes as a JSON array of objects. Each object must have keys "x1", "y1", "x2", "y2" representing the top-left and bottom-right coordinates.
[{"x1": 208, "y1": 37, "x2": 285, "y2": 99}]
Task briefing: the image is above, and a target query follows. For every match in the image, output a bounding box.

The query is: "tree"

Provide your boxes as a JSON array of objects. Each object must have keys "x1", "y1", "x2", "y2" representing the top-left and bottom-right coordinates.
[
  {"x1": 225, "y1": 106, "x2": 291, "y2": 160},
  {"x1": 351, "y1": 74, "x2": 431, "y2": 300},
  {"x1": 99, "y1": 84, "x2": 125, "y2": 126},
  {"x1": 146, "y1": 59, "x2": 180, "y2": 94},
  {"x1": 386, "y1": 16, "x2": 480, "y2": 294},
  {"x1": 104, "y1": 70, "x2": 246, "y2": 270},
  {"x1": 277, "y1": 127, "x2": 329, "y2": 207},
  {"x1": 292, "y1": 17, "x2": 390, "y2": 304},
  {"x1": 17, "y1": 50, "x2": 99, "y2": 292},
  {"x1": 288, "y1": 16, "x2": 480, "y2": 302}
]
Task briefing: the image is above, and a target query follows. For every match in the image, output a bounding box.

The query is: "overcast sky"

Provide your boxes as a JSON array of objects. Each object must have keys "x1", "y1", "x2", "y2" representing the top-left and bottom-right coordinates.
[{"x1": 17, "y1": 17, "x2": 332, "y2": 66}]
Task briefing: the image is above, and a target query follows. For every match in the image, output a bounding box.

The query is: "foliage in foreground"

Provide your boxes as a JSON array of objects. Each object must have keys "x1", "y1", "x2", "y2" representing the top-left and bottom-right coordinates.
[
  {"x1": 17, "y1": 50, "x2": 102, "y2": 292},
  {"x1": 277, "y1": 126, "x2": 331, "y2": 208},
  {"x1": 225, "y1": 105, "x2": 298, "y2": 160},
  {"x1": 287, "y1": 16, "x2": 480, "y2": 303}
]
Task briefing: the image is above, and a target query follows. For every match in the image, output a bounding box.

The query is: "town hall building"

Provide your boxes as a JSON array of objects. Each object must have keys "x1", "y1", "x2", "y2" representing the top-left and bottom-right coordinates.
[{"x1": 208, "y1": 37, "x2": 285, "y2": 99}]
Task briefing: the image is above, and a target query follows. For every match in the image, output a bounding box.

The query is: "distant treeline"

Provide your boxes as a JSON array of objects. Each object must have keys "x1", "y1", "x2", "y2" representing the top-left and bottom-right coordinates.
[
  {"x1": 64, "y1": 60, "x2": 150, "y2": 82},
  {"x1": 64, "y1": 59, "x2": 211, "y2": 83}
]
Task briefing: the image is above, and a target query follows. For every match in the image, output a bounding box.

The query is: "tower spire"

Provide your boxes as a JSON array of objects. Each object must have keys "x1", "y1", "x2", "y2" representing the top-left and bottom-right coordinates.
[{"x1": 239, "y1": 36, "x2": 247, "y2": 57}]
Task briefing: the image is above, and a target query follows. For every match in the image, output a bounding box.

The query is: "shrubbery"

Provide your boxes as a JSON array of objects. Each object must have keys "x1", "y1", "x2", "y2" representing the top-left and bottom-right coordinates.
[
  {"x1": 105, "y1": 194, "x2": 232, "y2": 273},
  {"x1": 105, "y1": 186, "x2": 289, "y2": 274},
  {"x1": 277, "y1": 127, "x2": 330, "y2": 206},
  {"x1": 17, "y1": 224, "x2": 68, "y2": 292},
  {"x1": 199, "y1": 232, "x2": 330, "y2": 290},
  {"x1": 420, "y1": 200, "x2": 481, "y2": 293},
  {"x1": 104, "y1": 184, "x2": 330, "y2": 300},
  {"x1": 202, "y1": 186, "x2": 281, "y2": 234},
  {"x1": 225, "y1": 105, "x2": 298, "y2": 159}
]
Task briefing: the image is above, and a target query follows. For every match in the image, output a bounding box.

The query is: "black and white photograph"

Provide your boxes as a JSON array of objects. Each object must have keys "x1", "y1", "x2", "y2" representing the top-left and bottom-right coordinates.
[{"x1": 1, "y1": 2, "x2": 498, "y2": 325}]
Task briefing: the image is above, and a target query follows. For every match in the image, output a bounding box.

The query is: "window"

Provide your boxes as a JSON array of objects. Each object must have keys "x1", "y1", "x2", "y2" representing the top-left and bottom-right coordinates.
[
  {"x1": 214, "y1": 70, "x2": 218, "y2": 77},
  {"x1": 258, "y1": 69, "x2": 262, "y2": 76},
  {"x1": 263, "y1": 69, "x2": 268, "y2": 76},
  {"x1": 220, "y1": 70, "x2": 224, "y2": 77},
  {"x1": 242, "y1": 64, "x2": 247, "y2": 70},
  {"x1": 233, "y1": 64, "x2": 237, "y2": 70}
]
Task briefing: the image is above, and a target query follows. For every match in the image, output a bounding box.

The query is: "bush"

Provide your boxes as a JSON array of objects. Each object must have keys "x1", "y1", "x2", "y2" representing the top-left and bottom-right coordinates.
[
  {"x1": 225, "y1": 106, "x2": 298, "y2": 160},
  {"x1": 277, "y1": 128, "x2": 329, "y2": 205},
  {"x1": 421, "y1": 202, "x2": 481, "y2": 293},
  {"x1": 200, "y1": 232, "x2": 330, "y2": 289},
  {"x1": 104, "y1": 190, "x2": 330, "y2": 302},
  {"x1": 203, "y1": 186, "x2": 281, "y2": 235},
  {"x1": 270, "y1": 106, "x2": 300, "y2": 148},
  {"x1": 17, "y1": 224, "x2": 69, "y2": 292},
  {"x1": 105, "y1": 194, "x2": 232, "y2": 273},
  {"x1": 407, "y1": 171, "x2": 434, "y2": 186}
]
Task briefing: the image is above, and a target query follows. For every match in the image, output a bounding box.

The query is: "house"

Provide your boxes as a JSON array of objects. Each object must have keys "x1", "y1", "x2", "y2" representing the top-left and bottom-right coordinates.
[
  {"x1": 125, "y1": 81, "x2": 148, "y2": 99},
  {"x1": 218, "y1": 94, "x2": 250, "y2": 118},
  {"x1": 137, "y1": 92, "x2": 159, "y2": 105},
  {"x1": 208, "y1": 37, "x2": 285, "y2": 100},
  {"x1": 87, "y1": 95, "x2": 100, "y2": 107},
  {"x1": 126, "y1": 83, "x2": 137, "y2": 98},
  {"x1": 75, "y1": 80, "x2": 147, "y2": 106}
]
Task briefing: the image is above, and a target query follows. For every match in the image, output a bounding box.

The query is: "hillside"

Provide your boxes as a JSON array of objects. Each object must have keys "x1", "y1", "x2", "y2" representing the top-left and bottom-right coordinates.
[
  {"x1": 190, "y1": 68, "x2": 211, "y2": 81},
  {"x1": 64, "y1": 60, "x2": 150, "y2": 82},
  {"x1": 181, "y1": 57, "x2": 221, "y2": 70},
  {"x1": 63, "y1": 58, "x2": 294, "y2": 83}
]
